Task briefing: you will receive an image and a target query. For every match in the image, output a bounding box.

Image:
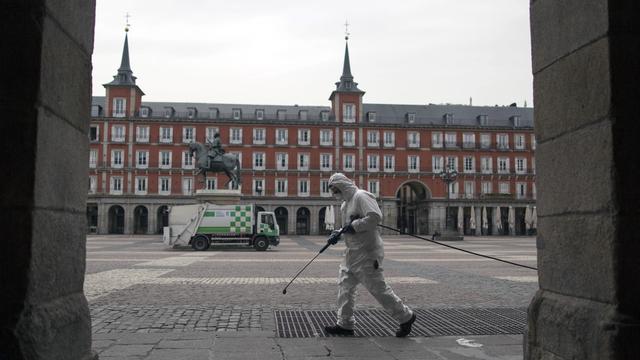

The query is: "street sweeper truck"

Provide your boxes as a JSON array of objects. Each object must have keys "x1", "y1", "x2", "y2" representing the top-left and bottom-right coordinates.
[{"x1": 163, "y1": 203, "x2": 279, "y2": 251}]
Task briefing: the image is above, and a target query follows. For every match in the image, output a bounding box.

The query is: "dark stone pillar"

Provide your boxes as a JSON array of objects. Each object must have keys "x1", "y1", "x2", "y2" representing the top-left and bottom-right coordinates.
[
  {"x1": 0, "y1": 1, "x2": 96, "y2": 359},
  {"x1": 527, "y1": 0, "x2": 640, "y2": 358}
]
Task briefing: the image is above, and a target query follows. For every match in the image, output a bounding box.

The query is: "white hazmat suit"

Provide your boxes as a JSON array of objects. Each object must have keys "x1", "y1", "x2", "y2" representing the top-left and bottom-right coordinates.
[{"x1": 327, "y1": 173, "x2": 414, "y2": 333}]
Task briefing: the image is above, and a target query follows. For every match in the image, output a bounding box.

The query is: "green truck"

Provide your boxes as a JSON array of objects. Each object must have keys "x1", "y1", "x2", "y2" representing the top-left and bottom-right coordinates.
[{"x1": 163, "y1": 203, "x2": 280, "y2": 251}]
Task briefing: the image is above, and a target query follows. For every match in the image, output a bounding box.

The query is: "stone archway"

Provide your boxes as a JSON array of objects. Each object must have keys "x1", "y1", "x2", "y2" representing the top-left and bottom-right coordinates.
[
  {"x1": 156, "y1": 205, "x2": 169, "y2": 234},
  {"x1": 296, "y1": 207, "x2": 310, "y2": 235},
  {"x1": 108, "y1": 205, "x2": 125, "y2": 234},
  {"x1": 274, "y1": 207, "x2": 288, "y2": 235},
  {"x1": 396, "y1": 181, "x2": 431, "y2": 235},
  {"x1": 86, "y1": 204, "x2": 98, "y2": 234},
  {"x1": 133, "y1": 205, "x2": 149, "y2": 234}
]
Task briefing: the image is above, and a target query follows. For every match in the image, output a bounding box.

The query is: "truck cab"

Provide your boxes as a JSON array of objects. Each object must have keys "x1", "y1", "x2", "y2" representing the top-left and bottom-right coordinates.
[{"x1": 255, "y1": 211, "x2": 279, "y2": 249}]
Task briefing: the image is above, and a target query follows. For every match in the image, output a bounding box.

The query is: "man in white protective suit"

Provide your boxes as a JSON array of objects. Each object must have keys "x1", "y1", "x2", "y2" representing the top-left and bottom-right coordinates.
[{"x1": 324, "y1": 173, "x2": 416, "y2": 337}]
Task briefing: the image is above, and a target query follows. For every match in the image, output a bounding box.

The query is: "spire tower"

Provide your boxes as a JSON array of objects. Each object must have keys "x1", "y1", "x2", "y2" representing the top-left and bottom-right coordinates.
[{"x1": 329, "y1": 21, "x2": 365, "y2": 123}]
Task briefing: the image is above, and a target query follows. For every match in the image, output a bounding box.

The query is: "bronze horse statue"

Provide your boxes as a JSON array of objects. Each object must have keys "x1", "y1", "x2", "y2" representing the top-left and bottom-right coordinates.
[{"x1": 188, "y1": 142, "x2": 241, "y2": 189}]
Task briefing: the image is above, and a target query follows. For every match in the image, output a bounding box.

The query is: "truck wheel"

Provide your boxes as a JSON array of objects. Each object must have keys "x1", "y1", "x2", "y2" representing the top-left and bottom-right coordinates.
[
  {"x1": 253, "y1": 236, "x2": 268, "y2": 251},
  {"x1": 191, "y1": 235, "x2": 210, "y2": 251}
]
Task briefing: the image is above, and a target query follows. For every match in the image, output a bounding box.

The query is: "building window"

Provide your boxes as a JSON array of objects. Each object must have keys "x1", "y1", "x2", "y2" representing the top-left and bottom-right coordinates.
[
  {"x1": 432, "y1": 155, "x2": 443, "y2": 173},
  {"x1": 299, "y1": 110, "x2": 308, "y2": 120},
  {"x1": 444, "y1": 113, "x2": 454, "y2": 124},
  {"x1": 256, "y1": 109, "x2": 264, "y2": 120},
  {"x1": 136, "y1": 150, "x2": 148, "y2": 169},
  {"x1": 182, "y1": 178, "x2": 193, "y2": 195},
  {"x1": 321, "y1": 111, "x2": 329, "y2": 121},
  {"x1": 206, "y1": 127, "x2": 219, "y2": 143},
  {"x1": 111, "y1": 150, "x2": 123, "y2": 168},
  {"x1": 368, "y1": 112, "x2": 376, "y2": 122},
  {"x1": 160, "y1": 151, "x2": 172, "y2": 169},
  {"x1": 135, "y1": 177, "x2": 147, "y2": 195},
  {"x1": 343, "y1": 130, "x2": 355, "y2": 146},
  {"x1": 445, "y1": 132, "x2": 457, "y2": 148},
  {"x1": 478, "y1": 114, "x2": 489, "y2": 126},
  {"x1": 276, "y1": 128, "x2": 288, "y2": 145},
  {"x1": 446, "y1": 156, "x2": 459, "y2": 171},
  {"x1": 515, "y1": 158, "x2": 527, "y2": 174},
  {"x1": 480, "y1": 133, "x2": 491, "y2": 149},
  {"x1": 498, "y1": 157, "x2": 510, "y2": 174},
  {"x1": 463, "y1": 156, "x2": 475, "y2": 173},
  {"x1": 253, "y1": 128, "x2": 266, "y2": 145},
  {"x1": 343, "y1": 154, "x2": 355, "y2": 171},
  {"x1": 89, "y1": 149, "x2": 97, "y2": 168},
  {"x1": 367, "y1": 131, "x2": 379, "y2": 147},
  {"x1": 206, "y1": 178, "x2": 216, "y2": 190},
  {"x1": 383, "y1": 131, "x2": 395, "y2": 148},
  {"x1": 516, "y1": 182, "x2": 527, "y2": 199},
  {"x1": 140, "y1": 107, "x2": 149, "y2": 118},
  {"x1": 276, "y1": 153, "x2": 288, "y2": 170},
  {"x1": 298, "y1": 129, "x2": 310, "y2": 145},
  {"x1": 90, "y1": 125, "x2": 99, "y2": 142},
  {"x1": 275, "y1": 179, "x2": 287, "y2": 196},
  {"x1": 321, "y1": 180, "x2": 330, "y2": 197},
  {"x1": 464, "y1": 181, "x2": 475, "y2": 199},
  {"x1": 431, "y1": 132, "x2": 443, "y2": 148},
  {"x1": 136, "y1": 126, "x2": 149, "y2": 143},
  {"x1": 407, "y1": 131, "x2": 420, "y2": 148},
  {"x1": 209, "y1": 108, "x2": 219, "y2": 119},
  {"x1": 320, "y1": 130, "x2": 333, "y2": 146},
  {"x1": 159, "y1": 177, "x2": 171, "y2": 195},
  {"x1": 408, "y1": 155, "x2": 419, "y2": 172},
  {"x1": 499, "y1": 182, "x2": 510, "y2": 194},
  {"x1": 298, "y1": 179, "x2": 309, "y2": 197},
  {"x1": 230, "y1": 128, "x2": 243, "y2": 144},
  {"x1": 367, "y1": 154, "x2": 379, "y2": 171},
  {"x1": 187, "y1": 108, "x2": 197, "y2": 119},
  {"x1": 253, "y1": 179, "x2": 264, "y2": 196},
  {"x1": 110, "y1": 176, "x2": 123, "y2": 195},
  {"x1": 89, "y1": 176, "x2": 97, "y2": 194},
  {"x1": 449, "y1": 182, "x2": 459, "y2": 199},
  {"x1": 481, "y1": 157, "x2": 493, "y2": 174},
  {"x1": 164, "y1": 107, "x2": 174, "y2": 118},
  {"x1": 253, "y1": 152, "x2": 265, "y2": 170},
  {"x1": 407, "y1": 113, "x2": 416, "y2": 123},
  {"x1": 515, "y1": 134, "x2": 526, "y2": 150},
  {"x1": 532, "y1": 157, "x2": 536, "y2": 174},
  {"x1": 481, "y1": 182, "x2": 492, "y2": 195},
  {"x1": 320, "y1": 153, "x2": 332, "y2": 171},
  {"x1": 182, "y1": 127, "x2": 195, "y2": 143},
  {"x1": 343, "y1": 103, "x2": 355, "y2": 122},
  {"x1": 533, "y1": 183, "x2": 537, "y2": 199},
  {"x1": 497, "y1": 134, "x2": 509, "y2": 149},
  {"x1": 111, "y1": 125, "x2": 125, "y2": 142},
  {"x1": 91, "y1": 105, "x2": 102, "y2": 117},
  {"x1": 112, "y1": 97, "x2": 126, "y2": 117},
  {"x1": 368, "y1": 180, "x2": 379, "y2": 197},
  {"x1": 463, "y1": 133, "x2": 475, "y2": 148},
  {"x1": 232, "y1": 109, "x2": 241, "y2": 120},
  {"x1": 182, "y1": 151, "x2": 194, "y2": 169},
  {"x1": 277, "y1": 110, "x2": 286, "y2": 121},
  {"x1": 531, "y1": 134, "x2": 536, "y2": 150},
  {"x1": 511, "y1": 115, "x2": 521, "y2": 127},
  {"x1": 160, "y1": 127, "x2": 173, "y2": 143},
  {"x1": 298, "y1": 153, "x2": 309, "y2": 171},
  {"x1": 383, "y1": 155, "x2": 395, "y2": 172}
]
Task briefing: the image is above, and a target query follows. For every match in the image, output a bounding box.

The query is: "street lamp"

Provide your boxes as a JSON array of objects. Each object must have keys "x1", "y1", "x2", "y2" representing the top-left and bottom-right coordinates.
[{"x1": 439, "y1": 160, "x2": 459, "y2": 237}]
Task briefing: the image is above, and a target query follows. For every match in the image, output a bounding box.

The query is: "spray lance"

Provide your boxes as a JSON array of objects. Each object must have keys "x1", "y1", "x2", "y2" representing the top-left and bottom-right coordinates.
[{"x1": 282, "y1": 217, "x2": 356, "y2": 295}]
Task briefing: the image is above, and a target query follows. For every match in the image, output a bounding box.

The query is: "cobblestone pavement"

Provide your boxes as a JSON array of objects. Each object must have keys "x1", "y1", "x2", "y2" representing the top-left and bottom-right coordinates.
[{"x1": 86, "y1": 234, "x2": 537, "y2": 358}]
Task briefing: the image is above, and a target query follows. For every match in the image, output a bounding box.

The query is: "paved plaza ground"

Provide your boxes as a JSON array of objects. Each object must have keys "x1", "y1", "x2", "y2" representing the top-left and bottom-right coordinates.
[{"x1": 86, "y1": 234, "x2": 538, "y2": 359}]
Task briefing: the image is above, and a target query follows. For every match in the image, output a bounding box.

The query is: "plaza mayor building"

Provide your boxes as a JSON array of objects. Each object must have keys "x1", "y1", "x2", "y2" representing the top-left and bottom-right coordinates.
[{"x1": 87, "y1": 31, "x2": 536, "y2": 236}]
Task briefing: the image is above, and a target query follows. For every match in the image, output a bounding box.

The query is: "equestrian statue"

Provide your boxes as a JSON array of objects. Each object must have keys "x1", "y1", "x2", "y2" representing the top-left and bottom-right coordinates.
[{"x1": 188, "y1": 133, "x2": 241, "y2": 189}]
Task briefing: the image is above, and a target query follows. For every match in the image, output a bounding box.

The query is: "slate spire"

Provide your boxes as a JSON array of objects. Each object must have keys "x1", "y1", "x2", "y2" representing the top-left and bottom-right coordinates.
[
  {"x1": 334, "y1": 37, "x2": 362, "y2": 92},
  {"x1": 105, "y1": 29, "x2": 137, "y2": 86}
]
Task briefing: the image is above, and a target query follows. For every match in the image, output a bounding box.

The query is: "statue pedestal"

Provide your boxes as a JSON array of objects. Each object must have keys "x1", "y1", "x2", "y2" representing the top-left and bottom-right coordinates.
[{"x1": 195, "y1": 188, "x2": 242, "y2": 204}]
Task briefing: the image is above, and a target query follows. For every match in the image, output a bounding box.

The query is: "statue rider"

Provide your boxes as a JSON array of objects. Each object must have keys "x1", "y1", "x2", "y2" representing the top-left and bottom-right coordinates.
[{"x1": 208, "y1": 132, "x2": 225, "y2": 167}]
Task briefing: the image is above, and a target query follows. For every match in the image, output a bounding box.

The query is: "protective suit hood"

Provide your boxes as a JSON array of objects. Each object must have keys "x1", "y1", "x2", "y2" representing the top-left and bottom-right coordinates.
[{"x1": 328, "y1": 173, "x2": 358, "y2": 201}]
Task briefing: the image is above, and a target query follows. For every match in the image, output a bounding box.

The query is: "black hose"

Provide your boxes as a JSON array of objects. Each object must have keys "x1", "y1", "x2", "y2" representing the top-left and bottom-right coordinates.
[{"x1": 377, "y1": 224, "x2": 538, "y2": 271}]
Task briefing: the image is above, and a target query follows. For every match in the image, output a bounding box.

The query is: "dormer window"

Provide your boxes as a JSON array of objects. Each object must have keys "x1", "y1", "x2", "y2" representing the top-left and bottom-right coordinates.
[
  {"x1": 277, "y1": 110, "x2": 286, "y2": 121},
  {"x1": 407, "y1": 113, "x2": 416, "y2": 123},
  {"x1": 232, "y1": 108, "x2": 241, "y2": 120},
  {"x1": 91, "y1": 105, "x2": 102, "y2": 117},
  {"x1": 140, "y1": 107, "x2": 150, "y2": 118},
  {"x1": 321, "y1": 111, "x2": 329, "y2": 121},
  {"x1": 187, "y1": 107, "x2": 197, "y2": 119},
  {"x1": 209, "y1": 108, "x2": 219, "y2": 119},
  {"x1": 164, "y1": 107, "x2": 174, "y2": 118},
  {"x1": 443, "y1": 113, "x2": 453, "y2": 125},
  {"x1": 510, "y1": 115, "x2": 521, "y2": 127},
  {"x1": 477, "y1": 114, "x2": 488, "y2": 126},
  {"x1": 256, "y1": 109, "x2": 264, "y2": 120},
  {"x1": 367, "y1": 112, "x2": 376, "y2": 122},
  {"x1": 299, "y1": 110, "x2": 308, "y2": 121}
]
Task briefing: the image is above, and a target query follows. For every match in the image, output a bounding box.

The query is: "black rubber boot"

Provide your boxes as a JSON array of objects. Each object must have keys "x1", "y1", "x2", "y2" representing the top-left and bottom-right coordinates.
[
  {"x1": 395, "y1": 313, "x2": 416, "y2": 337},
  {"x1": 324, "y1": 324, "x2": 354, "y2": 336}
]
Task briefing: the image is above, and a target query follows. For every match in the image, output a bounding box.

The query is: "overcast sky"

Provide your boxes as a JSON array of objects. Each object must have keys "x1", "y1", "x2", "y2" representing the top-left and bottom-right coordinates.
[{"x1": 92, "y1": 0, "x2": 533, "y2": 107}]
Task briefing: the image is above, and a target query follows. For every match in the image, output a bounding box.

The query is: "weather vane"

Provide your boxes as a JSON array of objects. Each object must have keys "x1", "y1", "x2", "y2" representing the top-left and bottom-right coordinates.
[
  {"x1": 125, "y1": 12, "x2": 131, "y2": 32},
  {"x1": 344, "y1": 20, "x2": 350, "y2": 40}
]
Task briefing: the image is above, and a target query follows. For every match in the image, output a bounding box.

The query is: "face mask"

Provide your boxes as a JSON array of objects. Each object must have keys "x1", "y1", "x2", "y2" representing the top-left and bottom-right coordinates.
[{"x1": 332, "y1": 191, "x2": 344, "y2": 201}]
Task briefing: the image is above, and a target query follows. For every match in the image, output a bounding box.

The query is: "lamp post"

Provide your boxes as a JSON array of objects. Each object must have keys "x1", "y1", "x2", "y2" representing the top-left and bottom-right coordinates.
[{"x1": 438, "y1": 160, "x2": 462, "y2": 240}]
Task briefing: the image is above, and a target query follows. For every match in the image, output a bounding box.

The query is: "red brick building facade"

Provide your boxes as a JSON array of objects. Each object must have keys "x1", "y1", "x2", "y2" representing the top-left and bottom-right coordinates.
[{"x1": 88, "y1": 32, "x2": 536, "y2": 236}]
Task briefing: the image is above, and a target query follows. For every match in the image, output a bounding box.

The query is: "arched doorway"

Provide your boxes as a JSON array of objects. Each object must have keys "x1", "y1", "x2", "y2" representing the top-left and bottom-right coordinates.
[
  {"x1": 157, "y1": 205, "x2": 169, "y2": 234},
  {"x1": 256, "y1": 206, "x2": 265, "y2": 212},
  {"x1": 86, "y1": 204, "x2": 98, "y2": 234},
  {"x1": 108, "y1": 205, "x2": 125, "y2": 234},
  {"x1": 318, "y1": 206, "x2": 329, "y2": 235},
  {"x1": 296, "y1": 207, "x2": 310, "y2": 235},
  {"x1": 396, "y1": 181, "x2": 431, "y2": 235},
  {"x1": 274, "y1": 207, "x2": 288, "y2": 235},
  {"x1": 134, "y1": 206, "x2": 148, "y2": 234}
]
